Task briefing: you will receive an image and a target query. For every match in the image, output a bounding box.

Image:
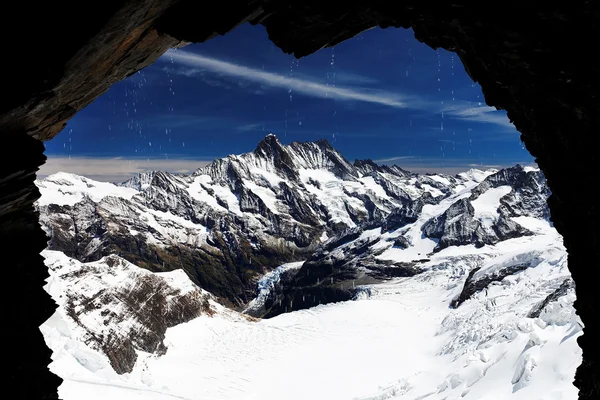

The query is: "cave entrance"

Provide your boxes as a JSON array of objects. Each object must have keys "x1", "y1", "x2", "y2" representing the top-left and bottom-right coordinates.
[
  {"x1": 33, "y1": 22, "x2": 580, "y2": 400},
  {"x1": 4, "y1": 3, "x2": 599, "y2": 399}
]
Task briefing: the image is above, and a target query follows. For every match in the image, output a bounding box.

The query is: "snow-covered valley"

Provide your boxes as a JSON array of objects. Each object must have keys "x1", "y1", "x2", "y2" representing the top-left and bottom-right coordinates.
[{"x1": 37, "y1": 135, "x2": 582, "y2": 399}]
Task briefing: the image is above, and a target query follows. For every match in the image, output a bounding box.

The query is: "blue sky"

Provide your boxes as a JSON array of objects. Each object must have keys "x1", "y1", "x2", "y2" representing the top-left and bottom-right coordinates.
[{"x1": 41, "y1": 24, "x2": 533, "y2": 181}]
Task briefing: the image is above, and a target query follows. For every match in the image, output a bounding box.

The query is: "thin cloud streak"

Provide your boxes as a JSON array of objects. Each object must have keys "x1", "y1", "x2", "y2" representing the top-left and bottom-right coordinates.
[
  {"x1": 163, "y1": 50, "x2": 408, "y2": 108},
  {"x1": 374, "y1": 156, "x2": 416, "y2": 163},
  {"x1": 38, "y1": 156, "x2": 212, "y2": 183},
  {"x1": 438, "y1": 139, "x2": 462, "y2": 145},
  {"x1": 162, "y1": 51, "x2": 517, "y2": 131},
  {"x1": 294, "y1": 70, "x2": 379, "y2": 85},
  {"x1": 442, "y1": 104, "x2": 515, "y2": 129}
]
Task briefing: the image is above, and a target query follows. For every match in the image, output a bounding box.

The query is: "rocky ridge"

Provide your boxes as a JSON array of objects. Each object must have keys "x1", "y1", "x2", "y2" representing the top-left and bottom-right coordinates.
[{"x1": 37, "y1": 135, "x2": 483, "y2": 307}]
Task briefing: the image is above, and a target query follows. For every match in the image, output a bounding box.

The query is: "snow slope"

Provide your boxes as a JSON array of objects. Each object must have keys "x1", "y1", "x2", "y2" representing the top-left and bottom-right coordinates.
[
  {"x1": 42, "y1": 222, "x2": 581, "y2": 400},
  {"x1": 37, "y1": 172, "x2": 138, "y2": 206}
]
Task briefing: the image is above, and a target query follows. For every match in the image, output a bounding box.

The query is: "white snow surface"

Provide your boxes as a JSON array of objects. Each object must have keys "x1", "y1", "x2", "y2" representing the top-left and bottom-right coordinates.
[
  {"x1": 243, "y1": 179, "x2": 281, "y2": 214},
  {"x1": 299, "y1": 168, "x2": 368, "y2": 227},
  {"x1": 36, "y1": 172, "x2": 138, "y2": 206},
  {"x1": 471, "y1": 185, "x2": 512, "y2": 222},
  {"x1": 428, "y1": 174, "x2": 451, "y2": 186},
  {"x1": 42, "y1": 224, "x2": 581, "y2": 400},
  {"x1": 523, "y1": 166, "x2": 541, "y2": 173},
  {"x1": 457, "y1": 168, "x2": 497, "y2": 184}
]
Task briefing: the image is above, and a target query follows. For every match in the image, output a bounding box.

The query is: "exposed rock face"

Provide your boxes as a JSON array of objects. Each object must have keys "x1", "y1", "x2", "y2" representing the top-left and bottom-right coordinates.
[
  {"x1": 450, "y1": 264, "x2": 528, "y2": 308},
  {"x1": 471, "y1": 165, "x2": 551, "y2": 220},
  {"x1": 43, "y1": 250, "x2": 215, "y2": 374},
  {"x1": 421, "y1": 166, "x2": 546, "y2": 251},
  {"x1": 3, "y1": 2, "x2": 600, "y2": 398},
  {"x1": 528, "y1": 278, "x2": 575, "y2": 319},
  {"x1": 1, "y1": 1, "x2": 185, "y2": 142},
  {"x1": 258, "y1": 227, "x2": 421, "y2": 318}
]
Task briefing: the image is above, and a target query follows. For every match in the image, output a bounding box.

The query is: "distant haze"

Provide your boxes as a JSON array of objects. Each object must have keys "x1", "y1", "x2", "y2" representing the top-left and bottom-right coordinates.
[
  {"x1": 38, "y1": 157, "x2": 211, "y2": 183},
  {"x1": 39, "y1": 148, "x2": 536, "y2": 183}
]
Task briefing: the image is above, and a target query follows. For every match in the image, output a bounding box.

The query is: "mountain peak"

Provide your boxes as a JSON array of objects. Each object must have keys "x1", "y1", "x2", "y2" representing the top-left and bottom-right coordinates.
[
  {"x1": 261, "y1": 133, "x2": 280, "y2": 144},
  {"x1": 354, "y1": 159, "x2": 380, "y2": 175},
  {"x1": 254, "y1": 133, "x2": 283, "y2": 154},
  {"x1": 314, "y1": 138, "x2": 333, "y2": 149}
]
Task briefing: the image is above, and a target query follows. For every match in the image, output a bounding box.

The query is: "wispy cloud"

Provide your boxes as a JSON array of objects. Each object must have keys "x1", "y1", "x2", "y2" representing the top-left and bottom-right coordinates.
[
  {"x1": 235, "y1": 122, "x2": 265, "y2": 132},
  {"x1": 293, "y1": 70, "x2": 379, "y2": 85},
  {"x1": 161, "y1": 50, "x2": 408, "y2": 108},
  {"x1": 334, "y1": 71, "x2": 379, "y2": 85},
  {"x1": 38, "y1": 156, "x2": 213, "y2": 183},
  {"x1": 442, "y1": 103, "x2": 514, "y2": 129},
  {"x1": 438, "y1": 139, "x2": 462, "y2": 145},
  {"x1": 161, "y1": 50, "x2": 516, "y2": 131},
  {"x1": 373, "y1": 155, "x2": 416, "y2": 163},
  {"x1": 166, "y1": 66, "x2": 256, "y2": 91}
]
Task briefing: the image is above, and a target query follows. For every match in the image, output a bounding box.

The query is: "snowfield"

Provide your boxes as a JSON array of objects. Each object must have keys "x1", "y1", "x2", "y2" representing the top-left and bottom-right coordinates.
[
  {"x1": 42, "y1": 224, "x2": 581, "y2": 400},
  {"x1": 36, "y1": 172, "x2": 139, "y2": 206}
]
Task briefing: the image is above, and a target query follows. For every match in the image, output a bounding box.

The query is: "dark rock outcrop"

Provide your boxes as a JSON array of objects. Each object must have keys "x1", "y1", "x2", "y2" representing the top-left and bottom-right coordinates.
[
  {"x1": 381, "y1": 196, "x2": 426, "y2": 232},
  {"x1": 528, "y1": 278, "x2": 576, "y2": 319},
  {"x1": 451, "y1": 264, "x2": 529, "y2": 308},
  {"x1": 45, "y1": 253, "x2": 214, "y2": 374},
  {"x1": 422, "y1": 167, "x2": 547, "y2": 251},
  {"x1": 260, "y1": 227, "x2": 421, "y2": 318},
  {"x1": 422, "y1": 197, "x2": 533, "y2": 251},
  {"x1": 471, "y1": 165, "x2": 551, "y2": 220},
  {"x1": 0, "y1": 132, "x2": 62, "y2": 399},
  {"x1": 2, "y1": 1, "x2": 183, "y2": 141}
]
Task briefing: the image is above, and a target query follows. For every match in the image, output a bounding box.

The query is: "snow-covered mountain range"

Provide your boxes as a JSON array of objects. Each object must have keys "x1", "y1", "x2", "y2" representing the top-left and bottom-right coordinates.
[{"x1": 37, "y1": 135, "x2": 581, "y2": 399}]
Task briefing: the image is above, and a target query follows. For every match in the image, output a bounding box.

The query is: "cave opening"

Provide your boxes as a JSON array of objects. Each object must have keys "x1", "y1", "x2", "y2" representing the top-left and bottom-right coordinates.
[
  {"x1": 2, "y1": 3, "x2": 599, "y2": 399},
  {"x1": 33, "y1": 22, "x2": 580, "y2": 400}
]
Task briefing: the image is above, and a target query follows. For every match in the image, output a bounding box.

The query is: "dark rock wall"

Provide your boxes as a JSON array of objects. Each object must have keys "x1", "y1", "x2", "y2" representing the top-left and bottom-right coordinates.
[
  {"x1": 1, "y1": 0, "x2": 182, "y2": 141},
  {"x1": 2, "y1": 1, "x2": 599, "y2": 398},
  {"x1": 0, "y1": 132, "x2": 61, "y2": 399}
]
